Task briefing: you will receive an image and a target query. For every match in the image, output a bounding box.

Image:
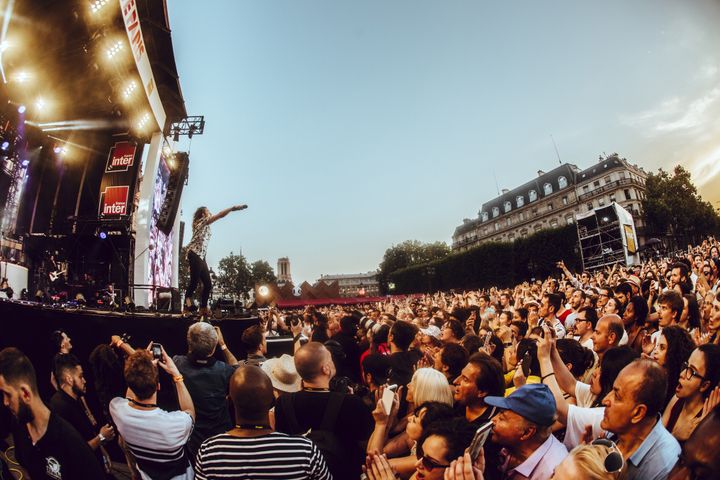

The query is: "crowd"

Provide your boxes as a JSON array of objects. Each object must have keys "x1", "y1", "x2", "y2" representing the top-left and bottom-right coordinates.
[{"x1": 2, "y1": 237, "x2": 720, "y2": 479}]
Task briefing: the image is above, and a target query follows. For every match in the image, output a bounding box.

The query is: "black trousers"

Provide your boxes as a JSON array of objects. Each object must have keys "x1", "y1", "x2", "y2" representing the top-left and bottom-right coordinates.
[{"x1": 186, "y1": 250, "x2": 211, "y2": 308}]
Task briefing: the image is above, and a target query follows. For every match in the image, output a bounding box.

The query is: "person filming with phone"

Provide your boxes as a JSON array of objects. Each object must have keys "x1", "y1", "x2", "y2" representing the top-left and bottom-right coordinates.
[{"x1": 110, "y1": 345, "x2": 195, "y2": 480}]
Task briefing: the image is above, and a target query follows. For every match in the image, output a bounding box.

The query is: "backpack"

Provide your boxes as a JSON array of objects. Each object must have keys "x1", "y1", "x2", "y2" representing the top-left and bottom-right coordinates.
[{"x1": 279, "y1": 392, "x2": 345, "y2": 474}]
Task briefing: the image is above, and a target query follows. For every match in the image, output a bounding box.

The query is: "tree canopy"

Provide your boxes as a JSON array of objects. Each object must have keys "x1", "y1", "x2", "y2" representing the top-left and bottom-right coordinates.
[
  {"x1": 642, "y1": 165, "x2": 719, "y2": 246},
  {"x1": 378, "y1": 240, "x2": 450, "y2": 293}
]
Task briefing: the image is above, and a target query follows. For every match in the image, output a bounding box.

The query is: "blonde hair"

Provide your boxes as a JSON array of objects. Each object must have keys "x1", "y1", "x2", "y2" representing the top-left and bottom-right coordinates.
[
  {"x1": 410, "y1": 367, "x2": 454, "y2": 406},
  {"x1": 566, "y1": 444, "x2": 623, "y2": 480}
]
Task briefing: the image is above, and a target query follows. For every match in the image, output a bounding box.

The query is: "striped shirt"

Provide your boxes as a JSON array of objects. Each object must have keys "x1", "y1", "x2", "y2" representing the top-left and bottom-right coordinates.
[
  {"x1": 109, "y1": 397, "x2": 194, "y2": 480},
  {"x1": 194, "y1": 432, "x2": 332, "y2": 480}
]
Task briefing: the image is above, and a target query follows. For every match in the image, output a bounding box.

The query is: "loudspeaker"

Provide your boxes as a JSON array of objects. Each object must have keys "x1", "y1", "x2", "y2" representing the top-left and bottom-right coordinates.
[
  {"x1": 156, "y1": 287, "x2": 180, "y2": 312},
  {"x1": 157, "y1": 152, "x2": 189, "y2": 235}
]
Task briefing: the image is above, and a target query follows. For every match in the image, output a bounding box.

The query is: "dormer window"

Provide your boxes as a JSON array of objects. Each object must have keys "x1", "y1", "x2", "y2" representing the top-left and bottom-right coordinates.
[
  {"x1": 481, "y1": 211, "x2": 488, "y2": 222},
  {"x1": 492, "y1": 207, "x2": 500, "y2": 218},
  {"x1": 544, "y1": 182, "x2": 553, "y2": 195},
  {"x1": 558, "y1": 176, "x2": 568, "y2": 189},
  {"x1": 529, "y1": 190, "x2": 538, "y2": 202},
  {"x1": 516, "y1": 196, "x2": 524, "y2": 208},
  {"x1": 504, "y1": 201, "x2": 511, "y2": 213}
]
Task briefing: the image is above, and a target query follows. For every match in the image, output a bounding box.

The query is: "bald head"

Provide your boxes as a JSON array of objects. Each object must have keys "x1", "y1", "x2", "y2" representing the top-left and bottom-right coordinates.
[
  {"x1": 623, "y1": 358, "x2": 668, "y2": 417},
  {"x1": 294, "y1": 342, "x2": 333, "y2": 382},
  {"x1": 601, "y1": 314, "x2": 624, "y2": 345},
  {"x1": 229, "y1": 365, "x2": 274, "y2": 420}
]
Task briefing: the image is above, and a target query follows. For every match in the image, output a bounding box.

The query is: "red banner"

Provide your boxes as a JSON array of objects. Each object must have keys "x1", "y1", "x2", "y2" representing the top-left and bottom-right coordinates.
[
  {"x1": 100, "y1": 186, "x2": 130, "y2": 216},
  {"x1": 105, "y1": 142, "x2": 136, "y2": 173}
]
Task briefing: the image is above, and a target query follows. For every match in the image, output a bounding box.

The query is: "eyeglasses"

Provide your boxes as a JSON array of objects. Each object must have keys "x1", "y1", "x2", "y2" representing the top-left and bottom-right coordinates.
[
  {"x1": 681, "y1": 362, "x2": 706, "y2": 381},
  {"x1": 592, "y1": 438, "x2": 624, "y2": 473},
  {"x1": 418, "y1": 454, "x2": 450, "y2": 471}
]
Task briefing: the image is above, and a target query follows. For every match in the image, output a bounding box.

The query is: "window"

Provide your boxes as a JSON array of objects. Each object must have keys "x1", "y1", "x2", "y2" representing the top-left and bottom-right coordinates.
[
  {"x1": 504, "y1": 201, "x2": 512, "y2": 213},
  {"x1": 481, "y1": 211, "x2": 488, "y2": 222},
  {"x1": 516, "y1": 196, "x2": 525, "y2": 208},
  {"x1": 598, "y1": 198, "x2": 606, "y2": 206},
  {"x1": 547, "y1": 203, "x2": 554, "y2": 211},
  {"x1": 529, "y1": 190, "x2": 538, "y2": 202},
  {"x1": 532, "y1": 208, "x2": 538, "y2": 217},
  {"x1": 494, "y1": 222, "x2": 499, "y2": 232},
  {"x1": 565, "y1": 214, "x2": 574, "y2": 224},
  {"x1": 583, "y1": 185, "x2": 590, "y2": 193},
  {"x1": 492, "y1": 207, "x2": 499, "y2": 218},
  {"x1": 604, "y1": 176, "x2": 611, "y2": 184},
  {"x1": 624, "y1": 189, "x2": 632, "y2": 200},
  {"x1": 593, "y1": 180, "x2": 600, "y2": 188},
  {"x1": 534, "y1": 224, "x2": 542, "y2": 232},
  {"x1": 558, "y1": 176, "x2": 568, "y2": 189},
  {"x1": 544, "y1": 182, "x2": 553, "y2": 195},
  {"x1": 550, "y1": 219, "x2": 559, "y2": 227},
  {"x1": 562, "y1": 196, "x2": 568, "y2": 205},
  {"x1": 587, "y1": 203, "x2": 593, "y2": 211}
]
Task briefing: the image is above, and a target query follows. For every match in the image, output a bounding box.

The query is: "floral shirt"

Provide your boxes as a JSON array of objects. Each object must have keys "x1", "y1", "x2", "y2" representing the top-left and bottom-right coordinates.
[{"x1": 187, "y1": 216, "x2": 211, "y2": 259}]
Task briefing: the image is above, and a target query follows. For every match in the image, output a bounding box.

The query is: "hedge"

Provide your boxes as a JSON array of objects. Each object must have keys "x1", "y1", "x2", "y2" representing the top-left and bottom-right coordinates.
[{"x1": 388, "y1": 225, "x2": 581, "y2": 294}]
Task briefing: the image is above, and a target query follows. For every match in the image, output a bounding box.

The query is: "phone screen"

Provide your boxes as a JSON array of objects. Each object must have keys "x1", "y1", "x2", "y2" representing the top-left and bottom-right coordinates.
[
  {"x1": 381, "y1": 385, "x2": 397, "y2": 415},
  {"x1": 468, "y1": 422, "x2": 493, "y2": 462},
  {"x1": 152, "y1": 343, "x2": 163, "y2": 361}
]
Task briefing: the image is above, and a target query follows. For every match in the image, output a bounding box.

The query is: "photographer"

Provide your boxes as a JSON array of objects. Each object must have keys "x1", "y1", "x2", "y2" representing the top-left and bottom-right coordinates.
[{"x1": 110, "y1": 346, "x2": 195, "y2": 480}]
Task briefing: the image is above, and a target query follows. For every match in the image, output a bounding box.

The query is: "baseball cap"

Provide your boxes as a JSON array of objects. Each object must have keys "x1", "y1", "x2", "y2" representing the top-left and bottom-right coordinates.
[
  {"x1": 420, "y1": 325, "x2": 442, "y2": 340},
  {"x1": 484, "y1": 384, "x2": 556, "y2": 426}
]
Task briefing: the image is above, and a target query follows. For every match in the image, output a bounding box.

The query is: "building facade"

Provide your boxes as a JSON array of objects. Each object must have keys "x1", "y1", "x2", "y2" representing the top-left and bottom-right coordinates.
[
  {"x1": 318, "y1": 271, "x2": 380, "y2": 298},
  {"x1": 452, "y1": 154, "x2": 647, "y2": 251}
]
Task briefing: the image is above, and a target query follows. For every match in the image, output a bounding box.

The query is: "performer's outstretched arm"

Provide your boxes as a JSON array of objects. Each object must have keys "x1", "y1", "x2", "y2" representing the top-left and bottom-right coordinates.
[{"x1": 206, "y1": 204, "x2": 247, "y2": 225}]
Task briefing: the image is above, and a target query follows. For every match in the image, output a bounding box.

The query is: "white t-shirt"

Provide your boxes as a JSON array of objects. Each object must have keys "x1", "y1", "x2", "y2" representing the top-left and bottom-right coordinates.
[
  {"x1": 564, "y1": 405, "x2": 605, "y2": 450},
  {"x1": 574, "y1": 381, "x2": 597, "y2": 408},
  {"x1": 619, "y1": 329, "x2": 629, "y2": 346},
  {"x1": 110, "y1": 397, "x2": 194, "y2": 480}
]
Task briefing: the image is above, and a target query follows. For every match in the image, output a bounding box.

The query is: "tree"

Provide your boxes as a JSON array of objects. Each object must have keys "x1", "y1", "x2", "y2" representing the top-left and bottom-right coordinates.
[
  {"x1": 641, "y1": 165, "x2": 720, "y2": 247},
  {"x1": 378, "y1": 240, "x2": 450, "y2": 293},
  {"x1": 216, "y1": 252, "x2": 252, "y2": 300},
  {"x1": 249, "y1": 260, "x2": 277, "y2": 286}
]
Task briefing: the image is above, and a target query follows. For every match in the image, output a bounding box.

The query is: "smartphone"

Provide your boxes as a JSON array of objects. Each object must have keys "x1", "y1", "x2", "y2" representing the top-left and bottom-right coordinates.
[
  {"x1": 521, "y1": 352, "x2": 532, "y2": 377},
  {"x1": 151, "y1": 342, "x2": 163, "y2": 362},
  {"x1": 482, "y1": 331, "x2": 492, "y2": 348},
  {"x1": 382, "y1": 384, "x2": 398, "y2": 415},
  {"x1": 468, "y1": 421, "x2": 493, "y2": 462}
]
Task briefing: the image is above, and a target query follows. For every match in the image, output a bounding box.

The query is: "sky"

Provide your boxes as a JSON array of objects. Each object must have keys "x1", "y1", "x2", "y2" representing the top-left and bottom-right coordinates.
[{"x1": 167, "y1": 0, "x2": 720, "y2": 285}]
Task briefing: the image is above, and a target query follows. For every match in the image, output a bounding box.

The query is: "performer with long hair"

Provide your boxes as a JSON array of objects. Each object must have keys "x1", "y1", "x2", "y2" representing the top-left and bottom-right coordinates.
[{"x1": 185, "y1": 204, "x2": 247, "y2": 316}]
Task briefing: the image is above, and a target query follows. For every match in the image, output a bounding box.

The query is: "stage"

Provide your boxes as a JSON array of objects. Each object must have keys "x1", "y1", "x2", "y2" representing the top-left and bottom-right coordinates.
[{"x1": 0, "y1": 299, "x2": 260, "y2": 401}]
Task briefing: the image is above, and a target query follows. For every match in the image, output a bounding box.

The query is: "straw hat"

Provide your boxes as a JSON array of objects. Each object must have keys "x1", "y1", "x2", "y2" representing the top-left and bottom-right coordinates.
[{"x1": 261, "y1": 354, "x2": 301, "y2": 393}]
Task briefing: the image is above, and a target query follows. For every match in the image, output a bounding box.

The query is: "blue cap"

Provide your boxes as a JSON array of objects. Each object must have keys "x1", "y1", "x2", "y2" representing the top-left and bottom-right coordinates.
[{"x1": 484, "y1": 384, "x2": 556, "y2": 426}]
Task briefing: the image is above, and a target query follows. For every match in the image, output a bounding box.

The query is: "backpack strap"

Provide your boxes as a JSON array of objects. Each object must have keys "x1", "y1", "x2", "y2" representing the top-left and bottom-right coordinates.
[
  {"x1": 319, "y1": 392, "x2": 345, "y2": 431},
  {"x1": 279, "y1": 393, "x2": 302, "y2": 433}
]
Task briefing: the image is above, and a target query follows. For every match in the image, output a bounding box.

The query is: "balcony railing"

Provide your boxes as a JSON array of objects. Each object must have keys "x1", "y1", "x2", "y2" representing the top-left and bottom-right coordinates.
[{"x1": 578, "y1": 177, "x2": 643, "y2": 202}]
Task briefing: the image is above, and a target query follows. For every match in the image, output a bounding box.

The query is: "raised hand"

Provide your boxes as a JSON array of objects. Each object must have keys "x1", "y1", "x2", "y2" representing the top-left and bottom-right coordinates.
[
  {"x1": 702, "y1": 386, "x2": 720, "y2": 420},
  {"x1": 444, "y1": 452, "x2": 485, "y2": 480}
]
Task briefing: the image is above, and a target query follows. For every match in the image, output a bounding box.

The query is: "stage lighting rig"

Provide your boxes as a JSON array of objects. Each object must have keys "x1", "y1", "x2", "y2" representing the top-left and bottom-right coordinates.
[{"x1": 166, "y1": 116, "x2": 205, "y2": 141}]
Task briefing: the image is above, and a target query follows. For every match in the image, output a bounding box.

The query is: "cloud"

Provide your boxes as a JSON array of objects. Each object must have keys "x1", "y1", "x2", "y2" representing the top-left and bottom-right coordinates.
[
  {"x1": 620, "y1": 87, "x2": 720, "y2": 137},
  {"x1": 689, "y1": 144, "x2": 720, "y2": 188}
]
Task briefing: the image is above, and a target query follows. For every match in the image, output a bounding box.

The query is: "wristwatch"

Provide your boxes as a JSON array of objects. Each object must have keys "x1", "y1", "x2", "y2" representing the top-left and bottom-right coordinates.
[{"x1": 98, "y1": 432, "x2": 107, "y2": 444}]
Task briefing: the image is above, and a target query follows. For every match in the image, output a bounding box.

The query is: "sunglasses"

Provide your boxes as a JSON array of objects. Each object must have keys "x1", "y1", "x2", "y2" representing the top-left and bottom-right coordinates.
[
  {"x1": 418, "y1": 454, "x2": 450, "y2": 471},
  {"x1": 592, "y1": 438, "x2": 624, "y2": 473},
  {"x1": 681, "y1": 362, "x2": 706, "y2": 381}
]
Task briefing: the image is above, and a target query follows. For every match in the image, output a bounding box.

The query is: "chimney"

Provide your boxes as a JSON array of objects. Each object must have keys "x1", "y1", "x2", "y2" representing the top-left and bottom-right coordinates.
[
  {"x1": 501, "y1": 188, "x2": 509, "y2": 194},
  {"x1": 537, "y1": 170, "x2": 545, "y2": 177}
]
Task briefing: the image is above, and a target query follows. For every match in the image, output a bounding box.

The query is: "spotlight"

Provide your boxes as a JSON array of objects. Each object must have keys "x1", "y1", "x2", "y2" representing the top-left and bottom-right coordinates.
[
  {"x1": 258, "y1": 285, "x2": 270, "y2": 297},
  {"x1": 106, "y1": 40, "x2": 124, "y2": 59},
  {"x1": 99, "y1": 231, "x2": 108, "y2": 240},
  {"x1": 12, "y1": 71, "x2": 31, "y2": 83},
  {"x1": 162, "y1": 145, "x2": 172, "y2": 157},
  {"x1": 21, "y1": 159, "x2": 29, "y2": 167},
  {"x1": 135, "y1": 112, "x2": 151, "y2": 131},
  {"x1": 17, "y1": 105, "x2": 26, "y2": 114},
  {"x1": 90, "y1": 0, "x2": 109, "y2": 13},
  {"x1": 122, "y1": 80, "x2": 137, "y2": 99},
  {"x1": 34, "y1": 97, "x2": 47, "y2": 111},
  {"x1": 1, "y1": 141, "x2": 9, "y2": 151},
  {"x1": 0, "y1": 41, "x2": 8, "y2": 52}
]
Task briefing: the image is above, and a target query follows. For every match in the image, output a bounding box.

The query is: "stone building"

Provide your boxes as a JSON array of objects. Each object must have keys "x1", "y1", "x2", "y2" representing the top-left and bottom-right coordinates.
[{"x1": 452, "y1": 154, "x2": 647, "y2": 250}]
